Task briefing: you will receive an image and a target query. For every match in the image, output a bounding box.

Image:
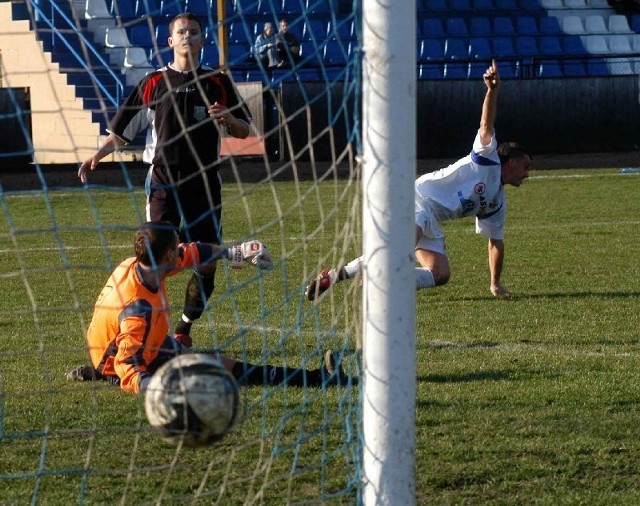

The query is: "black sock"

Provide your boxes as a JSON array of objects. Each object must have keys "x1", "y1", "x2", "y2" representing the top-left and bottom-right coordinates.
[
  {"x1": 232, "y1": 362, "x2": 326, "y2": 387},
  {"x1": 175, "y1": 271, "x2": 215, "y2": 334}
]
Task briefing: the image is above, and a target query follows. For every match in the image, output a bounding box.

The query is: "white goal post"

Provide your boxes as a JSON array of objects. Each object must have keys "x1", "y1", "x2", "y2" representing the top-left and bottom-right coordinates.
[{"x1": 362, "y1": 0, "x2": 417, "y2": 504}]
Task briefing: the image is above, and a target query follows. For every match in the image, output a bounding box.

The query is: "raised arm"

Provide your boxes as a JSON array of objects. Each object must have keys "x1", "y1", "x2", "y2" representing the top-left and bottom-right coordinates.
[
  {"x1": 78, "y1": 133, "x2": 126, "y2": 183},
  {"x1": 479, "y1": 59, "x2": 500, "y2": 147}
]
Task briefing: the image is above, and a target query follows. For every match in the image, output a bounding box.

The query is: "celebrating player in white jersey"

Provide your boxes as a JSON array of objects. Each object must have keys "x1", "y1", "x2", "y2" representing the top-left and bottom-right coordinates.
[{"x1": 306, "y1": 60, "x2": 531, "y2": 300}]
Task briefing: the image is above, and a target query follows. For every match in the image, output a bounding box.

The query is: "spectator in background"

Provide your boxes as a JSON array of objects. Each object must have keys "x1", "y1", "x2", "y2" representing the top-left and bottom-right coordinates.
[
  {"x1": 254, "y1": 22, "x2": 282, "y2": 69},
  {"x1": 276, "y1": 18, "x2": 301, "y2": 66}
]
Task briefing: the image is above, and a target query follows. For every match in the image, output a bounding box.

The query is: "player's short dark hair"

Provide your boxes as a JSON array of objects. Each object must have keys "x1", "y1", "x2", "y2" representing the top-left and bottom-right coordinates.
[
  {"x1": 497, "y1": 142, "x2": 531, "y2": 165},
  {"x1": 135, "y1": 221, "x2": 178, "y2": 266},
  {"x1": 169, "y1": 12, "x2": 204, "y2": 36}
]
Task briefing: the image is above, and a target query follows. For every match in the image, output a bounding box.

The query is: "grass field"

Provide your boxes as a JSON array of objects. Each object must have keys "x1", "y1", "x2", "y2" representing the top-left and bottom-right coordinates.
[{"x1": 0, "y1": 168, "x2": 639, "y2": 504}]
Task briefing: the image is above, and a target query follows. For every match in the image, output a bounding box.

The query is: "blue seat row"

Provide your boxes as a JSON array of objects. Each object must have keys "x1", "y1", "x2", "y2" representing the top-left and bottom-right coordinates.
[
  {"x1": 418, "y1": 56, "x2": 639, "y2": 79},
  {"x1": 419, "y1": 15, "x2": 633, "y2": 39},
  {"x1": 418, "y1": 34, "x2": 640, "y2": 61}
]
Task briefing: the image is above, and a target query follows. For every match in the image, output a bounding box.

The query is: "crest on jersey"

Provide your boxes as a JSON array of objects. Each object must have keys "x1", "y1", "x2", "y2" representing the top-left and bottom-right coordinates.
[
  {"x1": 474, "y1": 183, "x2": 486, "y2": 195},
  {"x1": 193, "y1": 106, "x2": 207, "y2": 121}
]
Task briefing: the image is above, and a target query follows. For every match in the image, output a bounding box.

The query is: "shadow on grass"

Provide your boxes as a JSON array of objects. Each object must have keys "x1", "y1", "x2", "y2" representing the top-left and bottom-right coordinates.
[{"x1": 418, "y1": 369, "x2": 519, "y2": 384}]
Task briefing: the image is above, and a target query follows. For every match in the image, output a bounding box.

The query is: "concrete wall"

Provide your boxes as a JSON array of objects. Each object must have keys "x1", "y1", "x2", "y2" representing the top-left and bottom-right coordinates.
[{"x1": 0, "y1": 1, "x2": 107, "y2": 165}]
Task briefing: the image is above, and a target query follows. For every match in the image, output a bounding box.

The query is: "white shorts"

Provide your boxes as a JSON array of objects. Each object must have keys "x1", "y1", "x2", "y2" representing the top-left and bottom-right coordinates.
[{"x1": 415, "y1": 206, "x2": 447, "y2": 256}]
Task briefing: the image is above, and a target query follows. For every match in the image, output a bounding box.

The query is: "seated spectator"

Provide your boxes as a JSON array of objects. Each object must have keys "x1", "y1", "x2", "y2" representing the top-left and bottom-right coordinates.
[
  {"x1": 253, "y1": 22, "x2": 282, "y2": 69},
  {"x1": 276, "y1": 19, "x2": 301, "y2": 66}
]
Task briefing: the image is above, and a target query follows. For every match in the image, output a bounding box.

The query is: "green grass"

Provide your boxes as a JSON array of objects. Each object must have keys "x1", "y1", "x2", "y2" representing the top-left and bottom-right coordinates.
[{"x1": 1, "y1": 169, "x2": 639, "y2": 504}]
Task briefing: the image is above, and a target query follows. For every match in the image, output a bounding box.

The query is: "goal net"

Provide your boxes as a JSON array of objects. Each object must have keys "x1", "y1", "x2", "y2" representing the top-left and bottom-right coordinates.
[{"x1": 0, "y1": 0, "x2": 365, "y2": 502}]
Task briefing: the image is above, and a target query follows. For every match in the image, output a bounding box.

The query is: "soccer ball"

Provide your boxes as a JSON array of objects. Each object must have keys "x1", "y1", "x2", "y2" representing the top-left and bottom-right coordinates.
[{"x1": 144, "y1": 354, "x2": 240, "y2": 448}]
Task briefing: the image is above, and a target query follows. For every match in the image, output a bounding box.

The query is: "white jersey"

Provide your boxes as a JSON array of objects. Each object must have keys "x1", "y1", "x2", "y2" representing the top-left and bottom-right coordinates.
[{"x1": 415, "y1": 131, "x2": 506, "y2": 240}]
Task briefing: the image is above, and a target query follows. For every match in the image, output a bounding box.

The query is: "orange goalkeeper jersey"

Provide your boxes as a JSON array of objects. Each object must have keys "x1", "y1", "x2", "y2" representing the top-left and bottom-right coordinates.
[{"x1": 86, "y1": 242, "x2": 212, "y2": 394}]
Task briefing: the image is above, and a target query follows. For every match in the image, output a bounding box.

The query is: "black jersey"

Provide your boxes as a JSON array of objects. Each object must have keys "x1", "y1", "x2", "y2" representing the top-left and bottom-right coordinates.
[{"x1": 109, "y1": 64, "x2": 251, "y2": 172}]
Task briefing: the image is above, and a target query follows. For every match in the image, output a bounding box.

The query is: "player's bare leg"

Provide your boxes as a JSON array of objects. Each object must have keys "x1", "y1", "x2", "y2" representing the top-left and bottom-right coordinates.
[{"x1": 414, "y1": 248, "x2": 450, "y2": 287}]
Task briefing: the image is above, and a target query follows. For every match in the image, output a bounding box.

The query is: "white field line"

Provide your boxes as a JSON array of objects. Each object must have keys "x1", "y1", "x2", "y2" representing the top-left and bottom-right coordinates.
[{"x1": 425, "y1": 339, "x2": 637, "y2": 357}]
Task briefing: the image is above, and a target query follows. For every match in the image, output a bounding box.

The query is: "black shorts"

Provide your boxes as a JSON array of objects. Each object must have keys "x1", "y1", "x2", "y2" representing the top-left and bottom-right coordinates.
[{"x1": 145, "y1": 165, "x2": 222, "y2": 244}]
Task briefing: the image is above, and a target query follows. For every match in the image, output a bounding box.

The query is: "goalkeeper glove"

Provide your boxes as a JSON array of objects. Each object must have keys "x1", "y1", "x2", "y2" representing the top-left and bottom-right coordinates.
[{"x1": 228, "y1": 240, "x2": 273, "y2": 270}]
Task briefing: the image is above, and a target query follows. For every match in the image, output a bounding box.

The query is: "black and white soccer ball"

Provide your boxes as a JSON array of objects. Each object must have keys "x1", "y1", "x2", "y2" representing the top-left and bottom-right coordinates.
[{"x1": 144, "y1": 354, "x2": 240, "y2": 448}]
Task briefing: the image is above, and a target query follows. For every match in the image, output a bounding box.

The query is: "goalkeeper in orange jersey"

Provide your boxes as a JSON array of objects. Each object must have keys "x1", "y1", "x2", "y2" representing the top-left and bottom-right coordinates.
[
  {"x1": 67, "y1": 222, "x2": 353, "y2": 393},
  {"x1": 78, "y1": 13, "x2": 252, "y2": 348}
]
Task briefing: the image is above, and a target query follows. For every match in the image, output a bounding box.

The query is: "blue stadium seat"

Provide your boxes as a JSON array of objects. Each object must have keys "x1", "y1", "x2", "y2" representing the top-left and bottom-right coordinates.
[
  {"x1": 516, "y1": 36, "x2": 538, "y2": 56},
  {"x1": 495, "y1": 0, "x2": 517, "y2": 8},
  {"x1": 444, "y1": 38, "x2": 468, "y2": 59},
  {"x1": 421, "y1": 0, "x2": 448, "y2": 10},
  {"x1": 497, "y1": 60, "x2": 519, "y2": 78},
  {"x1": 631, "y1": 14, "x2": 640, "y2": 32},
  {"x1": 228, "y1": 21, "x2": 253, "y2": 43},
  {"x1": 450, "y1": 0, "x2": 473, "y2": 9},
  {"x1": 468, "y1": 37, "x2": 492, "y2": 58},
  {"x1": 185, "y1": 0, "x2": 211, "y2": 15},
  {"x1": 493, "y1": 17, "x2": 515, "y2": 36},
  {"x1": 539, "y1": 16, "x2": 562, "y2": 35},
  {"x1": 516, "y1": 16, "x2": 538, "y2": 35},
  {"x1": 420, "y1": 18, "x2": 446, "y2": 38},
  {"x1": 538, "y1": 60, "x2": 563, "y2": 77},
  {"x1": 444, "y1": 62, "x2": 468, "y2": 78},
  {"x1": 539, "y1": 35, "x2": 563, "y2": 55},
  {"x1": 227, "y1": 42, "x2": 252, "y2": 65},
  {"x1": 201, "y1": 44, "x2": 219, "y2": 66},
  {"x1": 563, "y1": 60, "x2": 586, "y2": 76},
  {"x1": 469, "y1": 60, "x2": 487, "y2": 77},
  {"x1": 563, "y1": 35, "x2": 588, "y2": 55},
  {"x1": 491, "y1": 37, "x2": 515, "y2": 57},
  {"x1": 586, "y1": 58, "x2": 609, "y2": 76},
  {"x1": 419, "y1": 63, "x2": 444, "y2": 79},
  {"x1": 136, "y1": 0, "x2": 160, "y2": 16},
  {"x1": 156, "y1": 23, "x2": 170, "y2": 43},
  {"x1": 419, "y1": 39, "x2": 445, "y2": 60},
  {"x1": 323, "y1": 39, "x2": 348, "y2": 64},
  {"x1": 110, "y1": 0, "x2": 137, "y2": 19},
  {"x1": 473, "y1": 0, "x2": 495, "y2": 8},
  {"x1": 233, "y1": 0, "x2": 261, "y2": 14},
  {"x1": 129, "y1": 24, "x2": 155, "y2": 48},
  {"x1": 328, "y1": 19, "x2": 354, "y2": 40},
  {"x1": 160, "y1": 0, "x2": 185, "y2": 16},
  {"x1": 470, "y1": 17, "x2": 492, "y2": 36},
  {"x1": 446, "y1": 18, "x2": 468, "y2": 37},
  {"x1": 518, "y1": 0, "x2": 542, "y2": 9},
  {"x1": 282, "y1": 0, "x2": 304, "y2": 13},
  {"x1": 303, "y1": 18, "x2": 328, "y2": 40}
]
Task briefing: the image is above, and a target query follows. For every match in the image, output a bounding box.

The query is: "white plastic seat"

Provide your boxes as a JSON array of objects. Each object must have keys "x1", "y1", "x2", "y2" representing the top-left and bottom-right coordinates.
[
  {"x1": 562, "y1": 16, "x2": 586, "y2": 35},
  {"x1": 540, "y1": 0, "x2": 563, "y2": 7},
  {"x1": 85, "y1": 0, "x2": 111, "y2": 19},
  {"x1": 124, "y1": 47, "x2": 154, "y2": 68},
  {"x1": 607, "y1": 34, "x2": 633, "y2": 54},
  {"x1": 583, "y1": 35, "x2": 609, "y2": 54},
  {"x1": 105, "y1": 26, "x2": 131, "y2": 48},
  {"x1": 584, "y1": 15, "x2": 608, "y2": 35},
  {"x1": 563, "y1": 0, "x2": 587, "y2": 7},
  {"x1": 608, "y1": 15, "x2": 633, "y2": 34}
]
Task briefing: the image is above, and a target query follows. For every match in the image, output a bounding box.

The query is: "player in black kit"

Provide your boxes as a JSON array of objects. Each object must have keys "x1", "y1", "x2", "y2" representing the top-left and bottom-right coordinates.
[{"x1": 78, "y1": 13, "x2": 252, "y2": 347}]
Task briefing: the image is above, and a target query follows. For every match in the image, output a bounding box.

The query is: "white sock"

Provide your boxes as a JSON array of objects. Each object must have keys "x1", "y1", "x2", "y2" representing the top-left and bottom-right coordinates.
[
  {"x1": 181, "y1": 314, "x2": 194, "y2": 324},
  {"x1": 342, "y1": 256, "x2": 363, "y2": 278},
  {"x1": 416, "y1": 267, "x2": 435, "y2": 290}
]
